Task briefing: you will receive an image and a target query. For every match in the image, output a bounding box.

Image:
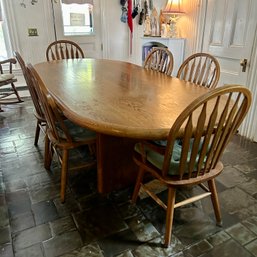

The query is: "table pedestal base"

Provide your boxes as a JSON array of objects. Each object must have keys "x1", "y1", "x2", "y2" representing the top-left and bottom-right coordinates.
[{"x1": 96, "y1": 134, "x2": 139, "y2": 194}]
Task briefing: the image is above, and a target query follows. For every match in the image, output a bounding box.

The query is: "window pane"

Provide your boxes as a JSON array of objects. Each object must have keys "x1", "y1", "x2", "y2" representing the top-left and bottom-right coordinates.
[
  {"x1": 61, "y1": 3, "x2": 93, "y2": 36},
  {"x1": 0, "y1": 24, "x2": 7, "y2": 60}
]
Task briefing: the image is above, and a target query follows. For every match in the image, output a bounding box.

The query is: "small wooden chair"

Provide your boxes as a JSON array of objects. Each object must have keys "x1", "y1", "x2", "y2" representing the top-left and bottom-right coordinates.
[
  {"x1": 131, "y1": 85, "x2": 252, "y2": 247},
  {"x1": 144, "y1": 47, "x2": 174, "y2": 76},
  {"x1": 46, "y1": 39, "x2": 85, "y2": 61},
  {"x1": 27, "y1": 63, "x2": 97, "y2": 203},
  {"x1": 0, "y1": 58, "x2": 23, "y2": 111},
  {"x1": 177, "y1": 52, "x2": 220, "y2": 88},
  {"x1": 14, "y1": 51, "x2": 46, "y2": 145}
]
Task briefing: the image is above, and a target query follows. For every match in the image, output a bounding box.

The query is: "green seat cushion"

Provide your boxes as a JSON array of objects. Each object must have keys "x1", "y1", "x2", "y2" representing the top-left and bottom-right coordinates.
[
  {"x1": 56, "y1": 119, "x2": 96, "y2": 141},
  {"x1": 135, "y1": 139, "x2": 205, "y2": 175}
]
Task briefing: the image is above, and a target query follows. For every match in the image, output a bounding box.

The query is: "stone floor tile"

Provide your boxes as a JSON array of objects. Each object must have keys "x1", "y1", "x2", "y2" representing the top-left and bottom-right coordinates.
[
  {"x1": 115, "y1": 250, "x2": 134, "y2": 257},
  {"x1": 29, "y1": 184, "x2": 60, "y2": 204},
  {"x1": 243, "y1": 216, "x2": 257, "y2": 235},
  {"x1": 226, "y1": 223, "x2": 257, "y2": 245},
  {"x1": 216, "y1": 166, "x2": 248, "y2": 188},
  {"x1": 14, "y1": 243, "x2": 44, "y2": 257},
  {"x1": 117, "y1": 202, "x2": 142, "y2": 220},
  {"x1": 173, "y1": 213, "x2": 221, "y2": 245},
  {"x1": 5, "y1": 179, "x2": 27, "y2": 193},
  {"x1": 32, "y1": 200, "x2": 59, "y2": 225},
  {"x1": 0, "y1": 206, "x2": 9, "y2": 227},
  {"x1": 72, "y1": 204, "x2": 128, "y2": 244},
  {"x1": 199, "y1": 239, "x2": 253, "y2": 257},
  {"x1": 245, "y1": 239, "x2": 257, "y2": 257},
  {"x1": 53, "y1": 195, "x2": 81, "y2": 218},
  {"x1": 49, "y1": 215, "x2": 76, "y2": 236},
  {"x1": 238, "y1": 179, "x2": 257, "y2": 196},
  {"x1": 206, "y1": 231, "x2": 231, "y2": 247},
  {"x1": 10, "y1": 211, "x2": 35, "y2": 234},
  {"x1": 0, "y1": 243, "x2": 14, "y2": 257},
  {"x1": 5, "y1": 190, "x2": 31, "y2": 218},
  {"x1": 235, "y1": 158, "x2": 257, "y2": 174},
  {"x1": 0, "y1": 226, "x2": 11, "y2": 245},
  {"x1": 183, "y1": 239, "x2": 212, "y2": 257},
  {"x1": 25, "y1": 172, "x2": 52, "y2": 188},
  {"x1": 132, "y1": 236, "x2": 184, "y2": 257},
  {"x1": 98, "y1": 229, "x2": 140, "y2": 257},
  {"x1": 219, "y1": 187, "x2": 257, "y2": 215},
  {"x1": 61, "y1": 243, "x2": 104, "y2": 257},
  {"x1": 13, "y1": 224, "x2": 51, "y2": 250},
  {"x1": 126, "y1": 214, "x2": 160, "y2": 243},
  {"x1": 43, "y1": 230, "x2": 83, "y2": 257}
]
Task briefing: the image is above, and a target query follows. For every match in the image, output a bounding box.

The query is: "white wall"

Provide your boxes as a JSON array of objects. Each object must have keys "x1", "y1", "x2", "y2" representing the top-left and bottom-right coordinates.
[{"x1": 3, "y1": 1, "x2": 200, "y2": 65}]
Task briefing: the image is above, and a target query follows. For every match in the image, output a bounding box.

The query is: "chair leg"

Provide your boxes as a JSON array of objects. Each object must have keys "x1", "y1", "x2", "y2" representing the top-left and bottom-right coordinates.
[
  {"x1": 34, "y1": 121, "x2": 40, "y2": 146},
  {"x1": 131, "y1": 167, "x2": 145, "y2": 203},
  {"x1": 11, "y1": 82, "x2": 23, "y2": 102},
  {"x1": 60, "y1": 149, "x2": 69, "y2": 203},
  {"x1": 164, "y1": 187, "x2": 176, "y2": 248},
  {"x1": 208, "y1": 179, "x2": 222, "y2": 226},
  {"x1": 44, "y1": 135, "x2": 52, "y2": 170}
]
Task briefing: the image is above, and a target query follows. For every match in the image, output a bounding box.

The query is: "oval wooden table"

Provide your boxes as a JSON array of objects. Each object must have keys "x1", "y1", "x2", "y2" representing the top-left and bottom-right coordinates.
[{"x1": 34, "y1": 59, "x2": 210, "y2": 193}]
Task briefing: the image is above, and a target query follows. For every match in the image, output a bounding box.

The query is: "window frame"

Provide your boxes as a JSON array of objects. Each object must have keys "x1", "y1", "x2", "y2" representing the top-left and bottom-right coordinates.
[{"x1": 60, "y1": 2, "x2": 94, "y2": 37}]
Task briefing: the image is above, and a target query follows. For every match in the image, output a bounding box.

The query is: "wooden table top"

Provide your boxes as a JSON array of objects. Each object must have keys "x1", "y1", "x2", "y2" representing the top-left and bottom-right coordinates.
[{"x1": 34, "y1": 58, "x2": 210, "y2": 140}]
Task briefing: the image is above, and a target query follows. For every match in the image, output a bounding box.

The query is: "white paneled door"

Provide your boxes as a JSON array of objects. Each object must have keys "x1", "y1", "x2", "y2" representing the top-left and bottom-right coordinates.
[
  {"x1": 203, "y1": 0, "x2": 257, "y2": 86},
  {"x1": 52, "y1": 0, "x2": 102, "y2": 58},
  {"x1": 203, "y1": 0, "x2": 257, "y2": 141}
]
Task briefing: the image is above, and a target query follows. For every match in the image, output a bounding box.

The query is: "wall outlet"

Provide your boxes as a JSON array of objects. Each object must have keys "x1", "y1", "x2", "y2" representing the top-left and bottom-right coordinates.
[{"x1": 28, "y1": 28, "x2": 38, "y2": 36}]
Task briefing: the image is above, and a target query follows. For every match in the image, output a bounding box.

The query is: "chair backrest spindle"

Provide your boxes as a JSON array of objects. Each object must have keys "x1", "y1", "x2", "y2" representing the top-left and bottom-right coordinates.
[
  {"x1": 46, "y1": 40, "x2": 84, "y2": 61},
  {"x1": 177, "y1": 53, "x2": 220, "y2": 88},
  {"x1": 144, "y1": 47, "x2": 174, "y2": 76}
]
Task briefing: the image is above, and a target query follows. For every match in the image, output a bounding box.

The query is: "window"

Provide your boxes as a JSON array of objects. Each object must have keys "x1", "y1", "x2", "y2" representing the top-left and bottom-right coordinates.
[
  {"x1": 0, "y1": 1, "x2": 11, "y2": 60},
  {"x1": 61, "y1": 2, "x2": 93, "y2": 36},
  {"x1": 0, "y1": 24, "x2": 7, "y2": 59}
]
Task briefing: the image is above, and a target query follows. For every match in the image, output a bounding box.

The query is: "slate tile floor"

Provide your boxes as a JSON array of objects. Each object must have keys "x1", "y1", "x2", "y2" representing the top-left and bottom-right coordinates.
[{"x1": 1, "y1": 98, "x2": 257, "y2": 257}]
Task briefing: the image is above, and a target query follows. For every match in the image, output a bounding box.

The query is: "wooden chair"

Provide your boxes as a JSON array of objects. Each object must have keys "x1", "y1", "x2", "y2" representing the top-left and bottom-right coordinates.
[
  {"x1": 46, "y1": 39, "x2": 85, "y2": 61},
  {"x1": 177, "y1": 52, "x2": 220, "y2": 88},
  {"x1": 14, "y1": 51, "x2": 46, "y2": 146},
  {"x1": 27, "y1": 63, "x2": 97, "y2": 203},
  {"x1": 131, "y1": 85, "x2": 252, "y2": 247},
  {"x1": 144, "y1": 47, "x2": 174, "y2": 76},
  {"x1": 0, "y1": 58, "x2": 23, "y2": 111}
]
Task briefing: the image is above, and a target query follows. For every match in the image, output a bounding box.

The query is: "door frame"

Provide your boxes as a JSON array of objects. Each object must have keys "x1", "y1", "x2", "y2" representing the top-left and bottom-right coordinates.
[{"x1": 197, "y1": 0, "x2": 257, "y2": 141}]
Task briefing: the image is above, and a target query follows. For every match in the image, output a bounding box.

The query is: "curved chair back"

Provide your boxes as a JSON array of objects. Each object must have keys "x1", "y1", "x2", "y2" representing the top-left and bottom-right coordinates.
[
  {"x1": 177, "y1": 52, "x2": 220, "y2": 88},
  {"x1": 144, "y1": 47, "x2": 174, "y2": 76},
  {"x1": 14, "y1": 51, "x2": 46, "y2": 145},
  {"x1": 14, "y1": 52, "x2": 44, "y2": 119},
  {"x1": 46, "y1": 39, "x2": 84, "y2": 61},
  {"x1": 26, "y1": 64, "x2": 70, "y2": 143},
  {"x1": 163, "y1": 85, "x2": 251, "y2": 178}
]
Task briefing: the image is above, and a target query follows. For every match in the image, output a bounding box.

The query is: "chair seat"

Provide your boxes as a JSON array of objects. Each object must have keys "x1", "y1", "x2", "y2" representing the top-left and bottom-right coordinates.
[
  {"x1": 56, "y1": 119, "x2": 96, "y2": 142},
  {"x1": 0, "y1": 73, "x2": 16, "y2": 83},
  {"x1": 135, "y1": 139, "x2": 205, "y2": 176}
]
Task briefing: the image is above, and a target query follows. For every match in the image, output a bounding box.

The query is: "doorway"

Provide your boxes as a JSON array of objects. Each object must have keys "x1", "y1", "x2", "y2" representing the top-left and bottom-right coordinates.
[
  {"x1": 202, "y1": 0, "x2": 257, "y2": 141},
  {"x1": 51, "y1": 0, "x2": 102, "y2": 58}
]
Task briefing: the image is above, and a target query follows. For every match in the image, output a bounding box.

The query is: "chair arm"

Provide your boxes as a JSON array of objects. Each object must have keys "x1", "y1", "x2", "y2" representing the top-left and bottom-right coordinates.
[
  {"x1": 140, "y1": 140, "x2": 166, "y2": 155},
  {"x1": 0, "y1": 58, "x2": 17, "y2": 65},
  {"x1": 0, "y1": 58, "x2": 17, "y2": 74}
]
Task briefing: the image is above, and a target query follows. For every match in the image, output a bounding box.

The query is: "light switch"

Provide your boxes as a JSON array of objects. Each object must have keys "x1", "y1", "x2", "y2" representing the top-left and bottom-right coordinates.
[{"x1": 28, "y1": 28, "x2": 38, "y2": 37}]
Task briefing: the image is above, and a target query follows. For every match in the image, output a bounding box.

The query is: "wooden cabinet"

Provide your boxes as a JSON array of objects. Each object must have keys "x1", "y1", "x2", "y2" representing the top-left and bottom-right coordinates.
[{"x1": 141, "y1": 37, "x2": 186, "y2": 76}]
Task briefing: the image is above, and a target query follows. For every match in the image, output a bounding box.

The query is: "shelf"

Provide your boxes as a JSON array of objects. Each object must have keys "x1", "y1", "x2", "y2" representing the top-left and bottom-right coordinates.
[{"x1": 141, "y1": 37, "x2": 186, "y2": 76}]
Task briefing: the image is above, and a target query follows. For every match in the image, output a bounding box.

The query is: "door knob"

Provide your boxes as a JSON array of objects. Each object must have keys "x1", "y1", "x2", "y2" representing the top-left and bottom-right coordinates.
[{"x1": 240, "y1": 59, "x2": 248, "y2": 72}]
